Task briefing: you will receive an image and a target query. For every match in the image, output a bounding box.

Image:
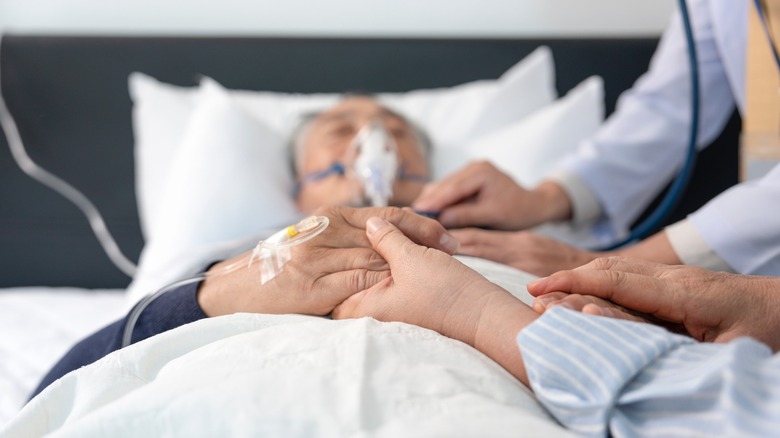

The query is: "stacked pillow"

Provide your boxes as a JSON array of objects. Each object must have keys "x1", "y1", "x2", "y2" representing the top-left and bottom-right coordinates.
[{"x1": 125, "y1": 46, "x2": 604, "y2": 304}]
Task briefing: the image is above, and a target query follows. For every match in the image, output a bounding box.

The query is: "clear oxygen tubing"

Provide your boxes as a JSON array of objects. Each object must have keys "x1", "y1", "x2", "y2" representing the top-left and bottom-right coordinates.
[
  {"x1": 121, "y1": 216, "x2": 329, "y2": 348},
  {"x1": 0, "y1": 35, "x2": 138, "y2": 277},
  {"x1": 294, "y1": 162, "x2": 429, "y2": 198},
  {"x1": 599, "y1": 0, "x2": 700, "y2": 251}
]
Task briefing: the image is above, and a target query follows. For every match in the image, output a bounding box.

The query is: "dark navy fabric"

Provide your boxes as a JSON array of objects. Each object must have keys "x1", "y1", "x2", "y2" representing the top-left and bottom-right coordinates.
[{"x1": 30, "y1": 281, "x2": 207, "y2": 399}]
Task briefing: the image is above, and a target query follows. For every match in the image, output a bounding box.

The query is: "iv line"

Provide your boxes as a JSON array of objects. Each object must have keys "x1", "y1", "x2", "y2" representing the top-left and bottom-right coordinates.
[
  {"x1": 0, "y1": 35, "x2": 137, "y2": 277},
  {"x1": 121, "y1": 216, "x2": 329, "y2": 348}
]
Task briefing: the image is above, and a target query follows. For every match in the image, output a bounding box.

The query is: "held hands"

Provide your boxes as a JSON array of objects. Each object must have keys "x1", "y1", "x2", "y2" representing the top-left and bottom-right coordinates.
[
  {"x1": 332, "y1": 216, "x2": 505, "y2": 345},
  {"x1": 197, "y1": 206, "x2": 459, "y2": 318},
  {"x1": 528, "y1": 257, "x2": 780, "y2": 352},
  {"x1": 332, "y1": 216, "x2": 527, "y2": 347},
  {"x1": 411, "y1": 161, "x2": 571, "y2": 230},
  {"x1": 332, "y1": 216, "x2": 537, "y2": 383}
]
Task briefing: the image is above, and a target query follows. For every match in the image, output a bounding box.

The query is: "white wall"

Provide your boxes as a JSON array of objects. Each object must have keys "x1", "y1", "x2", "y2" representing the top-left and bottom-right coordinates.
[{"x1": 0, "y1": 0, "x2": 676, "y2": 37}]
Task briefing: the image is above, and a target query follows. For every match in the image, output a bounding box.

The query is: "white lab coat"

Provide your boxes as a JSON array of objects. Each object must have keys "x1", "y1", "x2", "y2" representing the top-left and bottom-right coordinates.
[{"x1": 555, "y1": 0, "x2": 780, "y2": 275}]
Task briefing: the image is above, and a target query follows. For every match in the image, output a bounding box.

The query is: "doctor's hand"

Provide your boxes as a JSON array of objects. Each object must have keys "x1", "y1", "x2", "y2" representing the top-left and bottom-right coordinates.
[
  {"x1": 411, "y1": 161, "x2": 572, "y2": 230},
  {"x1": 332, "y1": 216, "x2": 539, "y2": 384},
  {"x1": 197, "y1": 206, "x2": 460, "y2": 318},
  {"x1": 528, "y1": 257, "x2": 780, "y2": 352},
  {"x1": 450, "y1": 228, "x2": 604, "y2": 277}
]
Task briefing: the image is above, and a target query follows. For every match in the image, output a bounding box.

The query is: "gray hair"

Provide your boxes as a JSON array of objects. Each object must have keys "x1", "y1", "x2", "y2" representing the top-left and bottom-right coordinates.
[{"x1": 287, "y1": 106, "x2": 433, "y2": 179}]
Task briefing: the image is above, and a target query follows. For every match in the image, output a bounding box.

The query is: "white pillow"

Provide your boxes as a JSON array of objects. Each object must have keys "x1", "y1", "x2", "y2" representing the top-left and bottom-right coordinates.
[
  {"x1": 432, "y1": 76, "x2": 605, "y2": 184},
  {"x1": 125, "y1": 80, "x2": 302, "y2": 303},
  {"x1": 128, "y1": 46, "x2": 555, "y2": 242},
  {"x1": 377, "y1": 46, "x2": 556, "y2": 147},
  {"x1": 129, "y1": 73, "x2": 201, "y2": 241},
  {"x1": 126, "y1": 48, "x2": 561, "y2": 302},
  {"x1": 227, "y1": 46, "x2": 555, "y2": 147}
]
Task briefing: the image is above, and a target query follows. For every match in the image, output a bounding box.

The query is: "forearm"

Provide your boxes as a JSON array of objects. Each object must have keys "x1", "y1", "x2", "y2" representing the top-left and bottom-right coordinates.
[
  {"x1": 610, "y1": 229, "x2": 683, "y2": 265},
  {"x1": 529, "y1": 180, "x2": 574, "y2": 224},
  {"x1": 470, "y1": 291, "x2": 538, "y2": 385}
]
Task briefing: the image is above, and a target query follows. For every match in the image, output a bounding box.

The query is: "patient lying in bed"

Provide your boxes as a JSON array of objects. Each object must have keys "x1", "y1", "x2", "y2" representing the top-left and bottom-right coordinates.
[
  {"x1": 7, "y1": 95, "x2": 564, "y2": 436},
  {"x1": 290, "y1": 94, "x2": 432, "y2": 211},
  {"x1": 10, "y1": 253, "x2": 553, "y2": 437},
  {"x1": 29, "y1": 95, "x2": 441, "y2": 394}
]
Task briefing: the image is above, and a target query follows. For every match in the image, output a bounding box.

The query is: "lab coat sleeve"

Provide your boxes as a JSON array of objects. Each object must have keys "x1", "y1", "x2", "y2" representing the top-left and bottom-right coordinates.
[
  {"x1": 546, "y1": 169, "x2": 603, "y2": 226},
  {"x1": 687, "y1": 164, "x2": 780, "y2": 275},
  {"x1": 665, "y1": 219, "x2": 735, "y2": 272},
  {"x1": 554, "y1": 0, "x2": 740, "y2": 242}
]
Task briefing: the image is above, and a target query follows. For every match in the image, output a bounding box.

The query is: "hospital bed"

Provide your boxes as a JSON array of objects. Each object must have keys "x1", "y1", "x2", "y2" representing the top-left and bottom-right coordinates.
[{"x1": 0, "y1": 35, "x2": 741, "y2": 434}]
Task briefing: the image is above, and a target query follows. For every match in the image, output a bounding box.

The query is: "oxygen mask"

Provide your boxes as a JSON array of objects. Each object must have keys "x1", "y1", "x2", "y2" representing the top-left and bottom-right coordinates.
[
  {"x1": 345, "y1": 120, "x2": 399, "y2": 207},
  {"x1": 295, "y1": 118, "x2": 429, "y2": 208}
]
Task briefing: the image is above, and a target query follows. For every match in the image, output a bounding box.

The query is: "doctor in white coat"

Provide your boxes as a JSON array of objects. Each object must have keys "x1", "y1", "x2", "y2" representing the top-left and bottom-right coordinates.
[{"x1": 413, "y1": 0, "x2": 780, "y2": 276}]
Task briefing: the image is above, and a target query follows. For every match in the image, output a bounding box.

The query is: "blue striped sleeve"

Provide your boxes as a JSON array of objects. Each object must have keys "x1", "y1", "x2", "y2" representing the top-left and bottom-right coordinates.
[{"x1": 518, "y1": 307, "x2": 780, "y2": 437}]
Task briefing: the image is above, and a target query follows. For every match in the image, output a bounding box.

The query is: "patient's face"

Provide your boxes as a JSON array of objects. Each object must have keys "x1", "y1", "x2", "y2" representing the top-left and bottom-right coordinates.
[{"x1": 295, "y1": 97, "x2": 430, "y2": 212}]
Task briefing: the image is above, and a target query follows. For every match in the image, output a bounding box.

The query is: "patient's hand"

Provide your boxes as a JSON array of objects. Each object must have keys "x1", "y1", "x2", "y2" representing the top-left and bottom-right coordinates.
[
  {"x1": 527, "y1": 257, "x2": 780, "y2": 352},
  {"x1": 411, "y1": 161, "x2": 571, "y2": 230},
  {"x1": 531, "y1": 291, "x2": 640, "y2": 320},
  {"x1": 333, "y1": 216, "x2": 539, "y2": 384},
  {"x1": 450, "y1": 228, "x2": 602, "y2": 276},
  {"x1": 531, "y1": 292, "x2": 691, "y2": 337},
  {"x1": 197, "y1": 206, "x2": 459, "y2": 318}
]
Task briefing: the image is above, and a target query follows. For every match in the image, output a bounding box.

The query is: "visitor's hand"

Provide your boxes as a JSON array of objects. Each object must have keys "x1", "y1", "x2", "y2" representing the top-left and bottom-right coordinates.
[
  {"x1": 332, "y1": 216, "x2": 511, "y2": 344},
  {"x1": 528, "y1": 257, "x2": 780, "y2": 351},
  {"x1": 198, "y1": 206, "x2": 459, "y2": 318},
  {"x1": 333, "y1": 216, "x2": 538, "y2": 383},
  {"x1": 450, "y1": 228, "x2": 603, "y2": 277},
  {"x1": 411, "y1": 161, "x2": 571, "y2": 230}
]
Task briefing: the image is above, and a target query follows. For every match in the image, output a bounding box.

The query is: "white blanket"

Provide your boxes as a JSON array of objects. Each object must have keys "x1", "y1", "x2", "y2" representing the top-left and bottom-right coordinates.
[
  {"x1": 2, "y1": 257, "x2": 572, "y2": 437},
  {"x1": 0, "y1": 288, "x2": 126, "y2": 427}
]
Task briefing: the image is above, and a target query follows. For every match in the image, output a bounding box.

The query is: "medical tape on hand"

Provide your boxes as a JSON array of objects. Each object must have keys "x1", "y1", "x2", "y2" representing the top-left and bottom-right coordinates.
[
  {"x1": 248, "y1": 215, "x2": 330, "y2": 284},
  {"x1": 121, "y1": 216, "x2": 329, "y2": 347}
]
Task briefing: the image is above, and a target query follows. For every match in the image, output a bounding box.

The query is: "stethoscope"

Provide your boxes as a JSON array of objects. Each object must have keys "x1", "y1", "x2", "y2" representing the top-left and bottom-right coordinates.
[
  {"x1": 754, "y1": 0, "x2": 780, "y2": 70},
  {"x1": 600, "y1": 0, "x2": 701, "y2": 250}
]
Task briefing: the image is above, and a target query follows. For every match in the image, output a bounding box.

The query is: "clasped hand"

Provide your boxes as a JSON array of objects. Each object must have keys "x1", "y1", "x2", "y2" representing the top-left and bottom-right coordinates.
[
  {"x1": 197, "y1": 205, "x2": 459, "y2": 318},
  {"x1": 198, "y1": 204, "x2": 532, "y2": 379},
  {"x1": 411, "y1": 161, "x2": 571, "y2": 230},
  {"x1": 528, "y1": 257, "x2": 780, "y2": 352}
]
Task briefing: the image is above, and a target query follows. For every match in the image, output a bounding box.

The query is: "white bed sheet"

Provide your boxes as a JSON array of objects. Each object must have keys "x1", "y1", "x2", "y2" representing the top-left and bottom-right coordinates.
[
  {"x1": 3, "y1": 257, "x2": 573, "y2": 437},
  {"x1": 0, "y1": 287, "x2": 126, "y2": 428},
  {"x1": 1, "y1": 257, "x2": 570, "y2": 436}
]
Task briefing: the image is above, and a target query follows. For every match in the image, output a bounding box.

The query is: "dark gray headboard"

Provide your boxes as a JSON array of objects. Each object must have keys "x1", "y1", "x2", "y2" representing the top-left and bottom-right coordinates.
[{"x1": 0, "y1": 35, "x2": 738, "y2": 288}]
